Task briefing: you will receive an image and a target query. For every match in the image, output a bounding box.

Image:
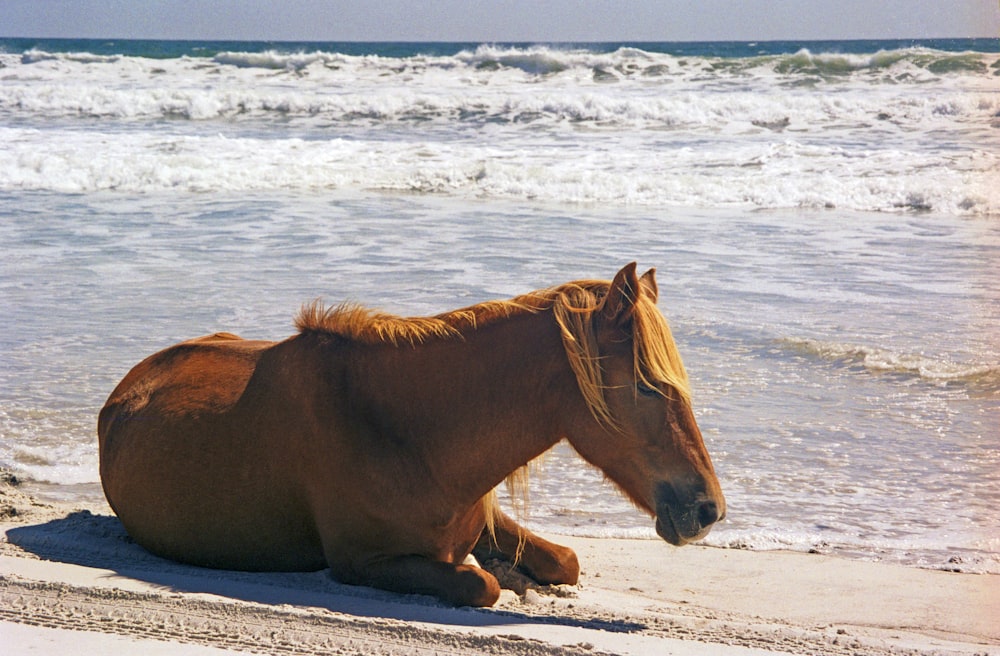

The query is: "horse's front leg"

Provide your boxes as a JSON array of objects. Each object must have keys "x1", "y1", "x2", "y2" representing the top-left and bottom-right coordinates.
[
  {"x1": 349, "y1": 555, "x2": 501, "y2": 607},
  {"x1": 474, "y1": 511, "x2": 580, "y2": 586}
]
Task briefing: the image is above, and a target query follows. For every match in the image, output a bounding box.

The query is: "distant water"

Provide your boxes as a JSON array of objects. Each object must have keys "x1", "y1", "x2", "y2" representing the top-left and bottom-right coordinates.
[
  {"x1": 1, "y1": 38, "x2": 997, "y2": 574},
  {"x1": 2, "y1": 36, "x2": 999, "y2": 59}
]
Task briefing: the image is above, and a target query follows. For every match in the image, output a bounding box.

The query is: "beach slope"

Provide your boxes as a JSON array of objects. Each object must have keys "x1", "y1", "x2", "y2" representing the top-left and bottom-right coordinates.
[{"x1": 1, "y1": 478, "x2": 996, "y2": 656}]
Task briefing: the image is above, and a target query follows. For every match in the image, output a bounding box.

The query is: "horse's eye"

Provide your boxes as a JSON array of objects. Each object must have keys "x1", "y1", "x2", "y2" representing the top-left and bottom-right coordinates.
[{"x1": 637, "y1": 381, "x2": 661, "y2": 397}]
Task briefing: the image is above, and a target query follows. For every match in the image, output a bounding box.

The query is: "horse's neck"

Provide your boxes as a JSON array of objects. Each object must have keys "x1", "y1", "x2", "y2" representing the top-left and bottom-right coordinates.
[{"x1": 357, "y1": 308, "x2": 573, "y2": 503}]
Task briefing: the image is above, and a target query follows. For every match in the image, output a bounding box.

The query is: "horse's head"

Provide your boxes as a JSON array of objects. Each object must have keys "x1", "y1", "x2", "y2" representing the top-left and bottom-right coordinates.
[{"x1": 560, "y1": 263, "x2": 725, "y2": 546}]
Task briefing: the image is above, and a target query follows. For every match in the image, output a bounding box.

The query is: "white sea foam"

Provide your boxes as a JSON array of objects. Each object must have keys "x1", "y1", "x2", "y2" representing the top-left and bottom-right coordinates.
[
  {"x1": 780, "y1": 338, "x2": 1000, "y2": 385},
  {"x1": 0, "y1": 125, "x2": 995, "y2": 214},
  {"x1": 1, "y1": 44, "x2": 996, "y2": 214},
  {"x1": 4, "y1": 48, "x2": 997, "y2": 127}
]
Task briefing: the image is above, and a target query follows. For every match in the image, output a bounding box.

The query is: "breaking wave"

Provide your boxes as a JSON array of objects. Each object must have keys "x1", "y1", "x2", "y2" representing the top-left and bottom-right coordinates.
[
  {"x1": 0, "y1": 40, "x2": 996, "y2": 214},
  {"x1": 781, "y1": 337, "x2": 1000, "y2": 387}
]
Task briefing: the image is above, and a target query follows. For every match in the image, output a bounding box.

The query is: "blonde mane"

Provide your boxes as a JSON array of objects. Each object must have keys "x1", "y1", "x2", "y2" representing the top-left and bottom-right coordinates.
[
  {"x1": 295, "y1": 278, "x2": 691, "y2": 554},
  {"x1": 295, "y1": 280, "x2": 689, "y2": 405}
]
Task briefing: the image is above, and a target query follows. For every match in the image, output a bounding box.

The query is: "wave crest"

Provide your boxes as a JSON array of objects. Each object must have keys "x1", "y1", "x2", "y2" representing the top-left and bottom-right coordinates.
[{"x1": 781, "y1": 338, "x2": 1000, "y2": 387}]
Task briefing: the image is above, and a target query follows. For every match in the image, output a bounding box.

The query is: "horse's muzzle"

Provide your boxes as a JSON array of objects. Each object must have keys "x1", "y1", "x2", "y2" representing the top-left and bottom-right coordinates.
[{"x1": 654, "y1": 481, "x2": 724, "y2": 546}]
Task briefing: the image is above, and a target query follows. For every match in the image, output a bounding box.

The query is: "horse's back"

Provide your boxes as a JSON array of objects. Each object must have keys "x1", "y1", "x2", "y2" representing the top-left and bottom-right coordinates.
[{"x1": 98, "y1": 332, "x2": 325, "y2": 571}]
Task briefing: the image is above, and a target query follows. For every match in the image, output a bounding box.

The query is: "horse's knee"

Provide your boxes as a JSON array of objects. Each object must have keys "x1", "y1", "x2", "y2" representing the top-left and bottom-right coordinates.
[
  {"x1": 474, "y1": 526, "x2": 581, "y2": 587},
  {"x1": 524, "y1": 542, "x2": 580, "y2": 586},
  {"x1": 552, "y1": 544, "x2": 580, "y2": 585}
]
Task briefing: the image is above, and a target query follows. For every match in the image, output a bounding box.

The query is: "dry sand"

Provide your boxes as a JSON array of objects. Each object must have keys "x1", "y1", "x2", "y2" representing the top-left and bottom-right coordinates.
[{"x1": 1, "y1": 474, "x2": 997, "y2": 656}]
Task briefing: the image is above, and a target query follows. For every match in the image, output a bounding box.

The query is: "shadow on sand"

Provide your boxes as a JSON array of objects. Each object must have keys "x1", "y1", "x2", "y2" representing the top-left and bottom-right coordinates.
[{"x1": 6, "y1": 510, "x2": 646, "y2": 634}]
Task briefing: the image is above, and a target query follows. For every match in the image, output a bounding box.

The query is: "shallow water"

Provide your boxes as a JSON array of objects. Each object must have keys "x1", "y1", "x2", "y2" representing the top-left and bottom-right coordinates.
[{"x1": 2, "y1": 191, "x2": 997, "y2": 573}]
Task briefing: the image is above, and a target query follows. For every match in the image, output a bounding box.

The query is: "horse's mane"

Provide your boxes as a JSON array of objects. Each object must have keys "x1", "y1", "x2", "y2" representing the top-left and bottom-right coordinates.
[
  {"x1": 295, "y1": 278, "x2": 691, "y2": 554},
  {"x1": 296, "y1": 294, "x2": 547, "y2": 347},
  {"x1": 294, "y1": 279, "x2": 690, "y2": 408}
]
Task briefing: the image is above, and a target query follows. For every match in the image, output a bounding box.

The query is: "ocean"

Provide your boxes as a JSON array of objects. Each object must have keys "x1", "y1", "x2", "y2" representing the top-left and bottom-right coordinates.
[{"x1": 1, "y1": 37, "x2": 998, "y2": 574}]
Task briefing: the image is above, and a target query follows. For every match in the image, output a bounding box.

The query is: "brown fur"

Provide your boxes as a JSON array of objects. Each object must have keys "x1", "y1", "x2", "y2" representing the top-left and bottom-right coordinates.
[{"x1": 99, "y1": 264, "x2": 724, "y2": 607}]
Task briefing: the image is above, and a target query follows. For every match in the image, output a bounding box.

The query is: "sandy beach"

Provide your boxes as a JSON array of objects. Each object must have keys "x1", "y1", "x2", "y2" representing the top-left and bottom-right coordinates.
[{"x1": 1, "y1": 474, "x2": 996, "y2": 656}]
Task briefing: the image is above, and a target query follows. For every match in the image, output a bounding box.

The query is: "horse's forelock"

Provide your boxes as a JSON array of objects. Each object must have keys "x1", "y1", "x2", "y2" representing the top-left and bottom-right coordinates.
[
  {"x1": 550, "y1": 280, "x2": 691, "y2": 430},
  {"x1": 631, "y1": 294, "x2": 691, "y2": 403}
]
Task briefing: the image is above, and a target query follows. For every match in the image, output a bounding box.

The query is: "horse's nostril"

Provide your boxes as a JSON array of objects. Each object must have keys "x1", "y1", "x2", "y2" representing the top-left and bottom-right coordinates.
[{"x1": 697, "y1": 500, "x2": 720, "y2": 528}]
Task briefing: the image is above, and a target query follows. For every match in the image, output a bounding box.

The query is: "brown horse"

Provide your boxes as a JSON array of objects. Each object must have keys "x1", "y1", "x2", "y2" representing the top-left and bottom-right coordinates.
[{"x1": 98, "y1": 263, "x2": 724, "y2": 607}]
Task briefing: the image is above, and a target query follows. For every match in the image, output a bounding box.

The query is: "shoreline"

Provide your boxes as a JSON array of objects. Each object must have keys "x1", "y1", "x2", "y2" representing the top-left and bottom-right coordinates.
[{"x1": 2, "y1": 477, "x2": 997, "y2": 655}]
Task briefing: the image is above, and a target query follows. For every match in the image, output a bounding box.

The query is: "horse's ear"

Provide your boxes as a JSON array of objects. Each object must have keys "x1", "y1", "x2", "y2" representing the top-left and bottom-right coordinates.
[
  {"x1": 601, "y1": 262, "x2": 640, "y2": 329},
  {"x1": 639, "y1": 268, "x2": 658, "y2": 302}
]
